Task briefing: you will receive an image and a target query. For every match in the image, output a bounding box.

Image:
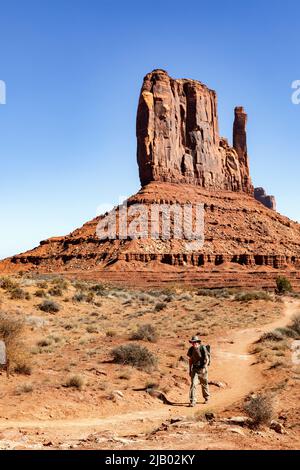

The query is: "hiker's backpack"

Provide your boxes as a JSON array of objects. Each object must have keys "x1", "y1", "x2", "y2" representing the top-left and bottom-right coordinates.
[
  {"x1": 205, "y1": 344, "x2": 211, "y2": 366},
  {"x1": 193, "y1": 344, "x2": 211, "y2": 369}
]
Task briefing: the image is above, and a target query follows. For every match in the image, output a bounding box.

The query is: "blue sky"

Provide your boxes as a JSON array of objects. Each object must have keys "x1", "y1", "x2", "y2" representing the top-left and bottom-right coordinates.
[{"x1": 1, "y1": 0, "x2": 300, "y2": 259}]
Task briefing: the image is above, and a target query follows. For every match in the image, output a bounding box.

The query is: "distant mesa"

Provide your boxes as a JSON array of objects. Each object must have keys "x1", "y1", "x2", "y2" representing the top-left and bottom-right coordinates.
[{"x1": 0, "y1": 69, "x2": 299, "y2": 289}]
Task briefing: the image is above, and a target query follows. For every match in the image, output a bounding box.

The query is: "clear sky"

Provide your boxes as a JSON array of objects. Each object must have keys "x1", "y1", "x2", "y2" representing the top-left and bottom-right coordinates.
[{"x1": 1, "y1": 0, "x2": 300, "y2": 259}]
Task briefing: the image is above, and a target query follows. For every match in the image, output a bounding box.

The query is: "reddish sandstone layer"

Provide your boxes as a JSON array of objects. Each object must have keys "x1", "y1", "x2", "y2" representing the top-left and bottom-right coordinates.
[{"x1": 0, "y1": 182, "x2": 299, "y2": 285}]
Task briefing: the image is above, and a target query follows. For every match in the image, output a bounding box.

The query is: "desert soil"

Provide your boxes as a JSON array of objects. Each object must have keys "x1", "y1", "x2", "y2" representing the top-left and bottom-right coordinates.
[{"x1": 0, "y1": 276, "x2": 299, "y2": 450}]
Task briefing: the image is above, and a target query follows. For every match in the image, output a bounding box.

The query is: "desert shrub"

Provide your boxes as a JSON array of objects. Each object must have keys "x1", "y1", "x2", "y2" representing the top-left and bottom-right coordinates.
[
  {"x1": 86, "y1": 325, "x2": 98, "y2": 334},
  {"x1": 89, "y1": 284, "x2": 105, "y2": 296},
  {"x1": 118, "y1": 371, "x2": 131, "y2": 380},
  {"x1": 72, "y1": 291, "x2": 94, "y2": 303},
  {"x1": 38, "y1": 300, "x2": 60, "y2": 313},
  {"x1": 197, "y1": 288, "x2": 230, "y2": 299},
  {"x1": 51, "y1": 277, "x2": 68, "y2": 290},
  {"x1": 72, "y1": 281, "x2": 89, "y2": 291},
  {"x1": 34, "y1": 289, "x2": 47, "y2": 298},
  {"x1": 0, "y1": 277, "x2": 18, "y2": 291},
  {"x1": 106, "y1": 330, "x2": 117, "y2": 337},
  {"x1": 37, "y1": 281, "x2": 48, "y2": 289},
  {"x1": 289, "y1": 314, "x2": 300, "y2": 336},
  {"x1": 276, "y1": 276, "x2": 292, "y2": 294},
  {"x1": 64, "y1": 374, "x2": 84, "y2": 390},
  {"x1": 274, "y1": 315, "x2": 300, "y2": 339},
  {"x1": 0, "y1": 314, "x2": 24, "y2": 341},
  {"x1": 257, "y1": 330, "x2": 284, "y2": 343},
  {"x1": 0, "y1": 312, "x2": 33, "y2": 372},
  {"x1": 37, "y1": 338, "x2": 52, "y2": 347},
  {"x1": 130, "y1": 324, "x2": 158, "y2": 343},
  {"x1": 10, "y1": 288, "x2": 30, "y2": 300},
  {"x1": 14, "y1": 361, "x2": 32, "y2": 375},
  {"x1": 111, "y1": 344, "x2": 157, "y2": 370},
  {"x1": 234, "y1": 291, "x2": 272, "y2": 302},
  {"x1": 15, "y1": 383, "x2": 33, "y2": 395},
  {"x1": 48, "y1": 286, "x2": 63, "y2": 297},
  {"x1": 72, "y1": 291, "x2": 85, "y2": 302},
  {"x1": 244, "y1": 394, "x2": 274, "y2": 428},
  {"x1": 154, "y1": 302, "x2": 167, "y2": 312}
]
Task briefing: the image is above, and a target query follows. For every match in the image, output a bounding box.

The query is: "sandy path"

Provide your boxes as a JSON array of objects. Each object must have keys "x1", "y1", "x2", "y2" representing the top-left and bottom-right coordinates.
[{"x1": 0, "y1": 298, "x2": 297, "y2": 436}]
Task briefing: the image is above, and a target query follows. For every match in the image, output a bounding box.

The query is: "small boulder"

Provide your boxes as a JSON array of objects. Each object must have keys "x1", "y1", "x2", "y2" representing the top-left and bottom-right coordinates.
[{"x1": 270, "y1": 420, "x2": 285, "y2": 434}]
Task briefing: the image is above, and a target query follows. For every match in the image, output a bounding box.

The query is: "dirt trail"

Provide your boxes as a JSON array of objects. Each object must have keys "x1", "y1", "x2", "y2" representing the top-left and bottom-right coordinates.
[{"x1": 0, "y1": 299, "x2": 297, "y2": 437}]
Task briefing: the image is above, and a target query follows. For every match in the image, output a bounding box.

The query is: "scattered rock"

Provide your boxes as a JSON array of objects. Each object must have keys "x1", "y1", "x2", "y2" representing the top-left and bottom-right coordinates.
[
  {"x1": 205, "y1": 412, "x2": 215, "y2": 422},
  {"x1": 229, "y1": 427, "x2": 245, "y2": 436},
  {"x1": 270, "y1": 420, "x2": 286, "y2": 434},
  {"x1": 209, "y1": 381, "x2": 227, "y2": 388},
  {"x1": 222, "y1": 416, "x2": 250, "y2": 426}
]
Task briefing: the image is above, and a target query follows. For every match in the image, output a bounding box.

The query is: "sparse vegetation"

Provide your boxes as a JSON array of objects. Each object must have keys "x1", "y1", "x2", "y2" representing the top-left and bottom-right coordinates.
[
  {"x1": 0, "y1": 277, "x2": 18, "y2": 291},
  {"x1": 276, "y1": 276, "x2": 292, "y2": 294},
  {"x1": 14, "y1": 360, "x2": 32, "y2": 376},
  {"x1": 15, "y1": 383, "x2": 33, "y2": 395},
  {"x1": 106, "y1": 330, "x2": 117, "y2": 337},
  {"x1": 51, "y1": 277, "x2": 68, "y2": 290},
  {"x1": 10, "y1": 287, "x2": 30, "y2": 300},
  {"x1": 72, "y1": 291, "x2": 94, "y2": 303},
  {"x1": 244, "y1": 393, "x2": 274, "y2": 428},
  {"x1": 38, "y1": 300, "x2": 60, "y2": 313},
  {"x1": 34, "y1": 289, "x2": 47, "y2": 298},
  {"x1": 197, "y1": 288, "x2": 230, "y2": 299},
  {"x1": 235, "y1": 291, "x2": 272, "y2": 302},
  {"x1": 154, "y1": 302, "x2": 167, "y2": 312},
  {"x1": 130, "y1": 324, "x2": 158, "y2": 343},
  {"x1": 48, "y1": 286, "x2": 63, "y2": 297},
  {"x1": 111, "y1": 343, "x2": 157, "y2": 371},
  {"x1": 64, "y1": 375, "x2": 84, "y2": 390}
]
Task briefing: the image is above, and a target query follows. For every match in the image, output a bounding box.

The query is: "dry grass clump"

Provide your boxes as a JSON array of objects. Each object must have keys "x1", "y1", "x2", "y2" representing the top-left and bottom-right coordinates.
[
  {"x1": 64, "y1": 374, "x2": 85, "y2": 390},
  {"x1": 9, "y1": 287, "x2": 30, "y2": 300},
  {"x1": 51, "y1": 277, "x2": 69, "y2": 291},
  {"x1": 48, "y1": 286, "x2": 63, "y2": 297},
  {"x1": 72, "y1": 291, "x2": 94, "y2": 303},
  {"x1": 0, "y1": 277, "x2": 18, "y2": 291},
  {"x1": 130, "y1": 324, "x2": 158, "y2": 343},
  {"x1": 15, "y1": 383, "x2": 33, "y2": 395},
  {"x1": 34, "y1": 289, "x2": 47, "y2": 298}
]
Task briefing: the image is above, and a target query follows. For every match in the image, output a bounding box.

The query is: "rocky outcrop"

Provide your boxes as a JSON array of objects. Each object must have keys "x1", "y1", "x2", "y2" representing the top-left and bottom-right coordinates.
[
  {"x1": 233, "y1": 106, "x2": 252, "y2": 193},
  {"x1": 136, "y1": 69, "x2": 253, "y2": 194},
  {"x1": 254, "y1": 187, "x2": 276, "y2": 211}
]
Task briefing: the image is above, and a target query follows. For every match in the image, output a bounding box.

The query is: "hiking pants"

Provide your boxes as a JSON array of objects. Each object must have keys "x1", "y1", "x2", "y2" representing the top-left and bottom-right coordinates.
[{"x1": 189, "y1": 366, "x2": 210, "y2": 404}]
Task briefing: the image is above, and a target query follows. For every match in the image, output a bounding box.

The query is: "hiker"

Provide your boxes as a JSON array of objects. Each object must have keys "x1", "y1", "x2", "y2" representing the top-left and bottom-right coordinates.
[
  {"x1": 187, "y1": 335, "x2": 210, "y2": 407},
  {"x1": 0, "y1": 340, "x2": 9, "y2": 378}
]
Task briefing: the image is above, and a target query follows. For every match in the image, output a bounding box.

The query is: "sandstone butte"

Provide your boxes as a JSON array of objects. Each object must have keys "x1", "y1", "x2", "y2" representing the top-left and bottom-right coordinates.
[{"x1": 1, "y1": 69, "x2": 300, "y2": 289}]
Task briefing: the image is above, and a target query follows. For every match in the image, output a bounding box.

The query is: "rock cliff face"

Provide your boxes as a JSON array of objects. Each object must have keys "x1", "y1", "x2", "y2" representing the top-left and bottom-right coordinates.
[
  {"x1": 136, "y1": 69, "x2": 253, "y2": 194},
  {"x1": 255, "y1": 187, "x2": 276, "y2": 210}
]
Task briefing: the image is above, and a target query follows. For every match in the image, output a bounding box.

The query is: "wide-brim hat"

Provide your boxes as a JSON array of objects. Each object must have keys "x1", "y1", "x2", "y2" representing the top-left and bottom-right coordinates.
[{"x1": 189, "y1": 335, "x2": 201, "y2": 343}]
